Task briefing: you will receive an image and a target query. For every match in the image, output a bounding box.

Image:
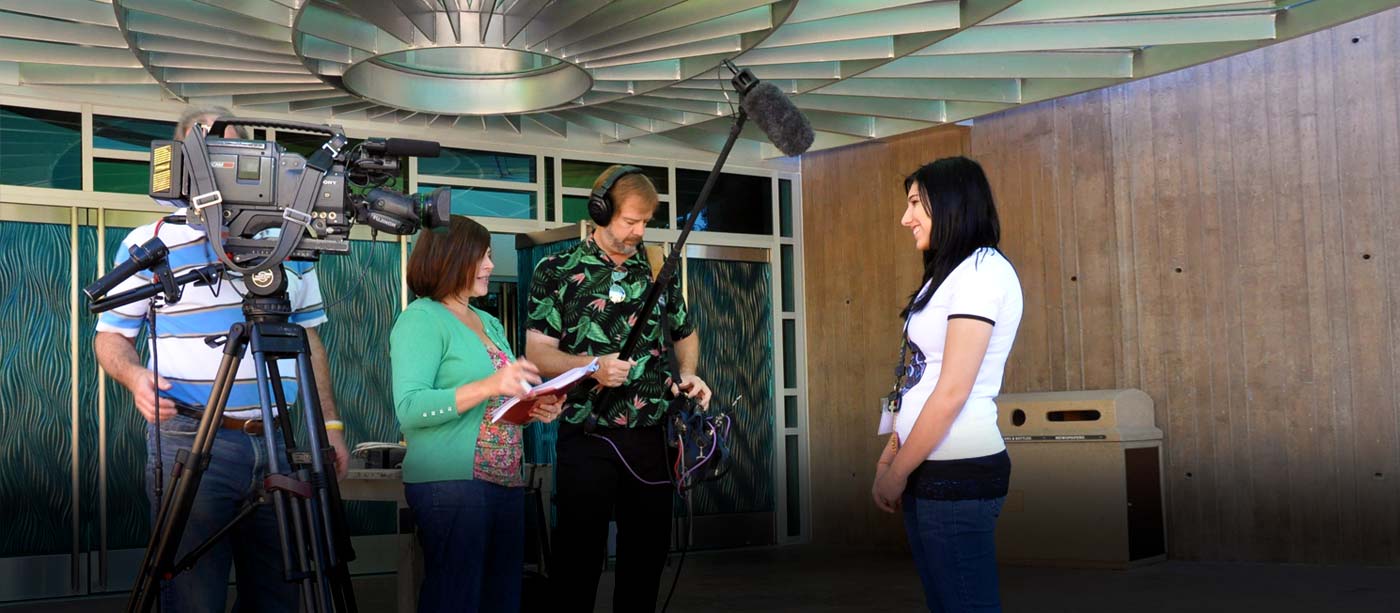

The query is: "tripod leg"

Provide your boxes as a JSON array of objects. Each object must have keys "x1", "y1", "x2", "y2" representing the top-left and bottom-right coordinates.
[
  {"x1": 126, "y1": 324, "x2": 248, "y2": 613},
  {"x1": 288, "y1": 334, "x2": 359, "y2": 613},
  {"x1": 255, "y1": 340, "x2": 324, "y2": 613}
]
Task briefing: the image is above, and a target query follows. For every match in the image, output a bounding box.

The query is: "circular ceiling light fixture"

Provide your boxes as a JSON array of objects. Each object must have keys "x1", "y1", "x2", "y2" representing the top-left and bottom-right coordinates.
[{"x1": 341, "y1": 47, "x2": 592, "y2": 115}]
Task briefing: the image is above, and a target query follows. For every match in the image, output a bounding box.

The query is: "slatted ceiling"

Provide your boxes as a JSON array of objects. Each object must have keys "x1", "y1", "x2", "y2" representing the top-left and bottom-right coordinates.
[
  {"x1": 123, "y1": 12, "x2": 294, "y2": 54},
  {"x1": 0, "y1": 38, "x2": 142, "y2": 67},
  {"x1": 138, "y1": 34, "x2": 303, "y2": 63},
  {"x1": 19, "y1": 65, "x2": 157, "y2": 84},
  {"x1": 0, "y1": 0, "x2": 120, "y2": 26},
  {"x1": 738, "y1": 37, "x2": 897, "y2": 65},
  {"x1": 189, "y1": 0, "x2": 295, "y2": 26},
  {"x1": 121, "y1": 0, "x2": 293, "y2": 41},
  {"x1": 867, "y1": 51, "x2": 1135, "y2": 79},
  {"x1": 983, "y1": 0, "x2": 1280, "y2": 25},
  {"x1": 0, "y1": 11, "x2": 129, "y2": 47},
  {"x1": 580, "y1": 36, "x2": 745, "y2": 69},
  {"x1": 793, "y1": 94, "x2": 947, "y2": 122},
  {"x1": 569, "y1": 5, "x2": 774, "y2": 62},
  {"x1": 537, "y1": 0, "x2": 691, "y2": 53},
  {"x1": 556, "y1": 0, "x2": 775, "y2": 58},
  {"x1": 762, "y1": 3, "x2": 961, "y2": 50},
  {"x1": 511, "y1": 0, "x2": 611, "y2": 50},
  {"x1": 784, "y1": 0, "x2": 934, "y2": 25},
  {"x1": 919, "y1": 14, "x2": 1280, "y2": 56},
  {"x1": 147, "y1": 52, "x2": 305, "y2": 72},
  {"x1": 1, "y1": 1, "x2": 1396, "y2": 154},
  {"x1": 326, "y1": 100, "x2": 375, "y2": 115}
]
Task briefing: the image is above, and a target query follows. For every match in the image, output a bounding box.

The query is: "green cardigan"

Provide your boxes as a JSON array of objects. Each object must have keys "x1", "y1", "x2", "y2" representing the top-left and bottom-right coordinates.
[{"x1": 389, "y1": 298, "x2": 514, "y2": 483}]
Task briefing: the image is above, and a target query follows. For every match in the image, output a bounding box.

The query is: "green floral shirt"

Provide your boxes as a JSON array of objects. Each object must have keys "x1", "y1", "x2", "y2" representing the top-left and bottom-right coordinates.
[{"x1": 526, "y1": 238, "x2": 694, "y2": 428}]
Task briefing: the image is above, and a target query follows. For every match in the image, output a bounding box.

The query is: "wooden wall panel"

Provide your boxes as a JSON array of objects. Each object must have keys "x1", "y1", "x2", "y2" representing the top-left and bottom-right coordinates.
[
  {"x1": 802, "y1": 6, "x2": 1400, "y2": 563},
  {"x1": 801, "y1": 125, "x2": 969, "y2": 548},
  {"x1": 965, "y1": 7, "x2": 1400, "y2": 563}
]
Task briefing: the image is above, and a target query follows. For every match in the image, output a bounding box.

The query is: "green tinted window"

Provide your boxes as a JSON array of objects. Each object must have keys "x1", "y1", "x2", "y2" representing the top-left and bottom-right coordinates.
[{"x1": 1, "y1": 106, "x2": 82, "y2": 189}]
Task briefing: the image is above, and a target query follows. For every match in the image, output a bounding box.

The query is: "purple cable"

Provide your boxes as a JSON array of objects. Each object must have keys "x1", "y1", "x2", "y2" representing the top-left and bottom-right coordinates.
[
  {"x1": 587, "y1": 433, "x2": 672, "y2": 486},
  {"x1": 589, "y1": 414, "x2": 732, "y2": 488}
]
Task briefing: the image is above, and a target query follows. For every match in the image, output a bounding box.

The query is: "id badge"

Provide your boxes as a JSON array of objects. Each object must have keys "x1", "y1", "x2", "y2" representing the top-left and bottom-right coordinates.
[{"x1": 877, "y1": 396, "x2": 896, "y2": 435}]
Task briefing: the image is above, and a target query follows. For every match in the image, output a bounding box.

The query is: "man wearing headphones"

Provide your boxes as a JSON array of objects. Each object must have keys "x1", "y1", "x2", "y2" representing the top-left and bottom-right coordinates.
[{"x1": 526, "y1": 165, "x2": 712, "y2": 611}]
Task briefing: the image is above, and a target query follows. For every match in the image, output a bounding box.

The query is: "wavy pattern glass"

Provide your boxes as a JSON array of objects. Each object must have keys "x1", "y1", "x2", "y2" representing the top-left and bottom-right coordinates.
[
  {"x1": 0, "y1": 221, "x2": 76, "y2": 557},
  {"x1": 683, "y1": 258, "x2": 774, "y2": 518}
]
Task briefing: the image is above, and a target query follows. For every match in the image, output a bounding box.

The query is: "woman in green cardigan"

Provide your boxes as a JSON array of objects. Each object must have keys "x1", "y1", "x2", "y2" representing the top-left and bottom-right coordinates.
[{"x1": 389, "y1": 215, "x2": 564, "y2": 612}]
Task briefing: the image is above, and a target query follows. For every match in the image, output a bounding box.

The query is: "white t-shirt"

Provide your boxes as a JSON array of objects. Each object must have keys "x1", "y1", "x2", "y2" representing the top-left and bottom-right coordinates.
[
  {"x1": 895, "y1": 248, "x2": 1022, "y2": 461},
  {"x1": 94, "y1": 213, "x2": 327, "y2": 419}
]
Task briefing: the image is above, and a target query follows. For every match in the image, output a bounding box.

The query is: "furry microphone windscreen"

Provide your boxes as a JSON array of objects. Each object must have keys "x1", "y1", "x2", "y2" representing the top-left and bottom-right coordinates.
[{"x1": 740, "y1": 81, "x2": 815, "y2": 157}]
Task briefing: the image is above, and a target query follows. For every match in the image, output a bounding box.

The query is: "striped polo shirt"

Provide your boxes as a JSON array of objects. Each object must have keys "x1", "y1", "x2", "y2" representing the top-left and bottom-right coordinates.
[{"x1": 94, "y1": 212, "x2": 327, "y2": 419}]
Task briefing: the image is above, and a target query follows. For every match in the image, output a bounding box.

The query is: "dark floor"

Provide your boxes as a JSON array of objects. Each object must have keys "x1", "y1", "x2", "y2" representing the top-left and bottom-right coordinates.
[{"x1": 7, "y1": 546, "x2": 1400, "y2": 612}]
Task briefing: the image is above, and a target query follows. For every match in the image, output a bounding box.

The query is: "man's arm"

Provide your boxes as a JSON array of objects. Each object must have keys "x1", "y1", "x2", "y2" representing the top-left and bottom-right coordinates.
[
  {"x1": 525, "y1": 331, "x2": 596, "y2": 378},
  {"x1": 671, "y1": 332, "x2": 712, "y2": 408},
  {"x1": 675, "y1": 331, "x2": 699, "y2": 377},
  {"x1": 305, "y1": 328, "x2": 338, "y2": 421},
  {"x1": 526, "y1": 331, "x2": 633, "y2": 386},
  {"x1": 95, "y1": 331, "x2": 175, "y2": 423},
  {"x1": 305, "y1": 327, "x2": 348, "y2": 480}
]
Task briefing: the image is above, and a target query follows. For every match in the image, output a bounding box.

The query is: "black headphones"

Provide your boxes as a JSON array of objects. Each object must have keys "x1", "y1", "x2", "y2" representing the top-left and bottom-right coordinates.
[{"x1": 587, "y1": 165, "x2": 645, "y2": 226}]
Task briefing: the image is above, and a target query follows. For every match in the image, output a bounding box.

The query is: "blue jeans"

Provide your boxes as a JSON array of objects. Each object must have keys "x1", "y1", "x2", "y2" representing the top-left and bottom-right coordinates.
[
  {"x1": 405, "y1": 479, "x2": 525, "y2": 613},
  {"x1": 145, "y1": 413, "x2": 299, "y2": 613},
  {"x1": 902, "y1": 494, "x2": 1006, "y2": 613}
]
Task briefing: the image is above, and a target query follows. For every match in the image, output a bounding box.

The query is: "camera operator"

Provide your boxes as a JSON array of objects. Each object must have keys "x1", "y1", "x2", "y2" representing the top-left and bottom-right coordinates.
[{"x1": 93, "y1": 106, "x2": 348, "y2": 613}]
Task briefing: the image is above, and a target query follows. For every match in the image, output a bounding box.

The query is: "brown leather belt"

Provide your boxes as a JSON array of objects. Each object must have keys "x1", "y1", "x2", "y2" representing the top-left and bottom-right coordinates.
[{"x1": 175, "y1": 405, "x2": 270, "y2": 436}]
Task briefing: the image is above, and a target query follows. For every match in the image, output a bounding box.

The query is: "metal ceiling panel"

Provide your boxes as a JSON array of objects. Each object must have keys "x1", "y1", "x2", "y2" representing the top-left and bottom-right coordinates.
[{"x1": 0, "y1": 0, "x2": 1391, "y2": 157}]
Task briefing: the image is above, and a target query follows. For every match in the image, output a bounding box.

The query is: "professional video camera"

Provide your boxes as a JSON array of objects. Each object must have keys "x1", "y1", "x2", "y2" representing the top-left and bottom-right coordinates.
[
  {"x1": 86, "y1": 116, "x2": 455, "y2": 613},
  {"x1": 147, "y1": 116, "x2": 448, "y2": 273}
]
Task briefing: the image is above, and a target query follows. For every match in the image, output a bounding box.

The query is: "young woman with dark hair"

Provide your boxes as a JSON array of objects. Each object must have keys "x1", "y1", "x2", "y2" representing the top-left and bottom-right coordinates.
[{"x1": 872, "y1": 156, "x2": 1024, "y2": 612}]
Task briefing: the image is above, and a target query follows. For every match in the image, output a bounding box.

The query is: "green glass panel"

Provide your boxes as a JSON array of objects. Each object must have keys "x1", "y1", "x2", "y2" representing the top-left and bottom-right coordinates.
[
  {"x1": 419, "y1": 184, "x2": 535, "y2": 220},
  {"x1": 781, "y1": 244, "x2": 795, "y2": 313},
  {"x1": 94, "y1": 159, "x2": 151, "y2": 195},
  {"x1": 676, "y1": 169, "x2": 773, "y2": 235},
  {"x1": 0, "y1": 106, "x2": 83, "y2": 189},
  {"x1": 544, "y1": 156, "x2": 556, "y2": 222},
  {"x1": 418, "y1": 148, "x2": 535, "y2": 183},
  {"x1": 782, "y1": 318, "x2": 796, "y2": 388},
  {"x1": 273, "y1": 130, "x2": 337, "y2": 158},
  {"x1": 561, "y1": 159, "x2": 668, "y2": 194},
  {"x1": 562, "y1": 195, "x2": 589, "y2": 225},
  {"x1": 779, "y1": 179, "x2": 793, "y2": 238},
  {"x1": 94, "y1": 116, "x2": 175, "y2": 152},
  {"x1": 784, "y1": 395, "x2": 797, "y2": 429}
]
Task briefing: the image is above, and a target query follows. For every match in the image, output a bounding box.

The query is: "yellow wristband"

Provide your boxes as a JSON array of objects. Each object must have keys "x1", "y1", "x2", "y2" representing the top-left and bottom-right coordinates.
[{"x1": 324, "y1": 420, "x2": 345, "y2": 432}]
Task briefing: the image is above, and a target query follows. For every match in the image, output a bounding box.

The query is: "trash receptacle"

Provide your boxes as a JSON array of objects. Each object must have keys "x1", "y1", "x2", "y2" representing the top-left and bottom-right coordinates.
[{"x1": 993, "y1": 389, "x2": 1166, "y2": 568}]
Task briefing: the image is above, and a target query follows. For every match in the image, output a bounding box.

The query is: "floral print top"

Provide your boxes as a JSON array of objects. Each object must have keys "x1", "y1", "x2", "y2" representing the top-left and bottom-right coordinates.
[{"x1": 472, "y1": 347, "x2": 524, "y2": 487}]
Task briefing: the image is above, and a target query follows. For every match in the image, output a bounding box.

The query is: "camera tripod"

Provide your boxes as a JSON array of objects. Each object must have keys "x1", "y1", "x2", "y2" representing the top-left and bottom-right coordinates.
[{"x1": 122, "y1": 266, "x2": 357, "y2": 613}]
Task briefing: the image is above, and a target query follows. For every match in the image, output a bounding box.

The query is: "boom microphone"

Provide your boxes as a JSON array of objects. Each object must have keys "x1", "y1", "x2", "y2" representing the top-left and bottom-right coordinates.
[{"x1": 740, "y1": 80, "x2": 815, "y2": 157}]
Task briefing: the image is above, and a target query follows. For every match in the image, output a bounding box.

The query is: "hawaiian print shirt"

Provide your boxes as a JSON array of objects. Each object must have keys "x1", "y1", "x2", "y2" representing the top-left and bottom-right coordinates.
[{"x1": 526, "y1": 237, "x2": 694, "y2": 428}]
